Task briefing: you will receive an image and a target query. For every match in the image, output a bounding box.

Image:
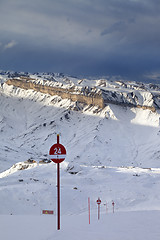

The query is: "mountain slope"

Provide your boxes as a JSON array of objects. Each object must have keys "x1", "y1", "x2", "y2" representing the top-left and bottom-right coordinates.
[
  {"x1": 0, "y1": 82, "x2": 160, "y2": 171},
  {"x1": 0, "y1": 74, "x2": 160, "y2": 239}
]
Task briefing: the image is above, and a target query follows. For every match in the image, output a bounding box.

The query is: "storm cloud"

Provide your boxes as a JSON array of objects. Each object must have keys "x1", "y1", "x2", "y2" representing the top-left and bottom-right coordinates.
[{"x1": 0, "y1": 0, "x2": 160, "y2": 81}]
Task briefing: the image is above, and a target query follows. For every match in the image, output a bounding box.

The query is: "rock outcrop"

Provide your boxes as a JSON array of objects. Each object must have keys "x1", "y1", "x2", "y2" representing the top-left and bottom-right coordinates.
[
  {"x1": 6, "y1": 78, "x2": 105, "y2": 108},
  {"x1": 5, "y1": 77, "x2": 160, "y2": 112}
]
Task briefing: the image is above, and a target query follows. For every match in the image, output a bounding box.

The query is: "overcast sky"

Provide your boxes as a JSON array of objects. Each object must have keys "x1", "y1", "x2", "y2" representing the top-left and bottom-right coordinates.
[{"x1": 0, "y1": 0, "x2": 160, "y2": 80}]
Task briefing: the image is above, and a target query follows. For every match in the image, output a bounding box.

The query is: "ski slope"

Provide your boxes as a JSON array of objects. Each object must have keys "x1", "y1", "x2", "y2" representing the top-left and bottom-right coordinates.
[
  {"x1": 1, "y1": 211, "x2": 160, "y2": 240},
  {"x1": 0, "y1": 80, "x2": 160, "y2": 239}
]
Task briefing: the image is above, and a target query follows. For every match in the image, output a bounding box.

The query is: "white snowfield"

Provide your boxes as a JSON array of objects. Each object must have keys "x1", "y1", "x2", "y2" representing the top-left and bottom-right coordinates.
[
  {"x1": 1, "y1": 211, "x2": 160, "y2": 240},
  {"x1": 0, "y1": 72, "x2": 160, "y2": 239}
]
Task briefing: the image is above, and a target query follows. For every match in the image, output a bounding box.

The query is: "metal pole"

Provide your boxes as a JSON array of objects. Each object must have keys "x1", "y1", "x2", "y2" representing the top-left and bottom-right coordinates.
[
  {"x1": 57, "y1": 163, "x2": 60, "y2": 230},
  {"x1": 57, "y1": 134, "x2": 59, "y2": 144},
  {"x1": 112, "y1": 201, "x2": 114, "y2": 214},
  {"x1": 106, "y1": 201, "x2": 107, "y2": 215},
  {"x1": 57, "y1": 134, "x2": 60, "y2": 230},
  {"x1": 98, "y1": 204, "x2": 100, "y2": 220},
  {"x1": 88, "y1": 197, "x2": 90, "y2": 224}
]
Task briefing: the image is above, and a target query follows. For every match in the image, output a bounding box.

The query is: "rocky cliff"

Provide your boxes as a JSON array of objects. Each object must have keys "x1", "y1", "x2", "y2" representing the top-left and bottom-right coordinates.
[
  {"x1": 6, "y1": 78, "x2": 104, "y2": 108},
  {"x1": 5, "y1": 75, "x2": 160, "y2": 112}
]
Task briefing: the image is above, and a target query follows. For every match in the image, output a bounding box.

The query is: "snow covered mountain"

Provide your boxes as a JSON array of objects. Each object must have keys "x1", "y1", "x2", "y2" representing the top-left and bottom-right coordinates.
[
  {"x1": 0, "y1": 71, "x2": 160, "y2": 239},
  {"x1": 2, "y1": 70, "x2": 160, "y2": 110}
]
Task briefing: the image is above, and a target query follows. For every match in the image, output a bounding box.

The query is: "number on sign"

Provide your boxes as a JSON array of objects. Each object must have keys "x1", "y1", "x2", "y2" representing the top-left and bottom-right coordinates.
[{"x1": 54, "y1": 147, "x2": 62, "y2": 154}]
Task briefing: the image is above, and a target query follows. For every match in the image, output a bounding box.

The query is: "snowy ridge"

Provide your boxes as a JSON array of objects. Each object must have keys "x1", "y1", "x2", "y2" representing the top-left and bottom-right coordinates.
[{"x1": 2, "y1": 70, "x2": 160, "y2": 110}]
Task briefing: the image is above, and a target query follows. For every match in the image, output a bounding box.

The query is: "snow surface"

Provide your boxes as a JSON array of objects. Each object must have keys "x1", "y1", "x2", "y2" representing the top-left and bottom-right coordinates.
[
  {"x1": 0, "y1": 74, "x2": 160, "y2": 239},
  {"x1": 1, "y1": 211, "x2": 160, "y2": 240}
]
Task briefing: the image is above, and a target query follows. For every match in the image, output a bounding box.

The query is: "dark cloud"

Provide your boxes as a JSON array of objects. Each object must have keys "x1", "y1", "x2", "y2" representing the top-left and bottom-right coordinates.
[
  {"x1": 0, "y1": 0, "x2": 160, "y2": 81},
  {"x1": 101, "y1": 21, "x2": 127, "y2": 36}
]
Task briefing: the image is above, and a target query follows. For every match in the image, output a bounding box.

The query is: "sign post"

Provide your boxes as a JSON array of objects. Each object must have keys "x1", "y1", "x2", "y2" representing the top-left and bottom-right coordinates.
[
  {"x1": 88, "y1": 197, "x2": 90, "y2": 224},
  {"x1": 106, "y1": 201, "x2": 107, "y2": 215},
  {"x1": 49, "y1": 134, "x2": 66, "y2": 230},
  {"x1": 96, "y1": 197, "x2": 101, "y2": 220},
  {"x1": 112, "y1": 201, "x2": 115, "y2": 213}
]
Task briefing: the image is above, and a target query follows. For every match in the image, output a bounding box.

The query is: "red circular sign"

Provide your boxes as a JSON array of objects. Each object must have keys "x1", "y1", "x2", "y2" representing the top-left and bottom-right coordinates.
[
  {"x1": 97, "y1": 199, "x2": 101, "y2": 205},
  {"x1": 49, "y1": 143, "x2": 66, "y2": 163}
]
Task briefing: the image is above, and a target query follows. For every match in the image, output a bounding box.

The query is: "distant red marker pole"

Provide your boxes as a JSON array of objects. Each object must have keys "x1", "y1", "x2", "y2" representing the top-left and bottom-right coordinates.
[
  {"x1": 49, "y1": 134, "x2": 66, "y2": 230},
  {"x1": 88, "y1": 197, "x2": 90, "y2": 224},
  {"x1": 106, "y1": 201, "x2": 107, "y2": 214},
  {"x1": 96, "y1": 198, "x2": 101, "y2": 220},
  {"x1": 112, "y1": 201, "x2": 115, "y2": 213}
]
